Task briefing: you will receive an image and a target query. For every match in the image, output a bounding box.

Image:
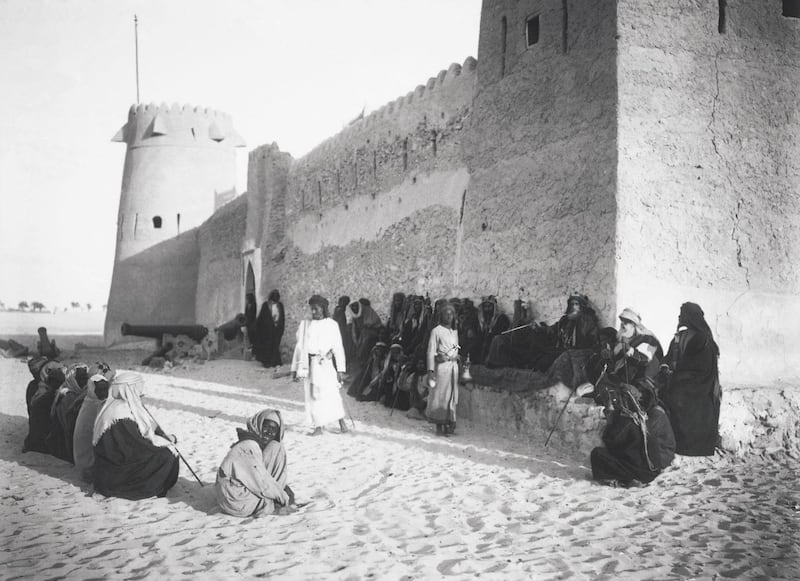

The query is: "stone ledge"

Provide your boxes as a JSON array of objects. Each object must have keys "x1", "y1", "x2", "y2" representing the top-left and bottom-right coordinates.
[{"x1": 458, "y1": 379, "x2": 800, "y2": 460}]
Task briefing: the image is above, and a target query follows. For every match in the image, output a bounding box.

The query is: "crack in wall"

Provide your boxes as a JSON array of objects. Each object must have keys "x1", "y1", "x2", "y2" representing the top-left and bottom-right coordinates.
[
  {"x1": 708, "y1": 48, "x2": 751, "y2": 289},
  {"x1": 731, "y1": 198, "x2": 751, "y2": 287},
  {"x1": 708, "y1": 48, "x2": 722, "y2": 156}
]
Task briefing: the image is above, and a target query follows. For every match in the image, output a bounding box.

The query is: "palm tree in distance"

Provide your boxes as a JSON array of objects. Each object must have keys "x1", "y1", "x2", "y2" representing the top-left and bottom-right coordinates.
[
  {"x1": 18, "y1": 301, "x2": 29, "y2": 311},
  {"x1": 31, "y1": 301, "x2": 46, "y2": 312}
]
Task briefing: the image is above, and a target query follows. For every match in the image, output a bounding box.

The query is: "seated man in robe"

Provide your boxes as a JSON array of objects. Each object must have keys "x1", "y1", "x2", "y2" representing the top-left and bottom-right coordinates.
[
  {"x1": 590, "y1": 383, "x2": 675, "y2": 487},
  {"x1": 379, "y1": 343, "x2": 406, "y2": 408},
  {"x1": 400, "y1": 294, "x2": 428, "y2": 357},
  {"x1": 23, "y1": 361, "x2": 65, "y2": 454},
  {"x1": 457, "y1": 298, "x2": 480, "y2": 365},
  {"x1": 25, "y1": 356, "x2": 49, "y2": 408},
  {"x1": 216, "y1": 409, "x2": 293, "y2": 517},
  {"x1": 352, "y1": 341, "x2": 389, "y2": 401},
  {"x1": 386, "y1": 292, "x2": 406, "y2": 344},
  {"x1": 73, "y1": 368, "x2": 112, "y2": 482},
  {"x1": 486, "y1": 294, "x2": 599, "y2": 370},
  {"x1": 580, "y1": 308, "x2": 663, "y2": 403},
  {"x1": 344, "y1": 299, "x2": 384, "y2": 393},
  {"x1": 93, "y1": 372, "x2": 179, "y2": 500},
  {"x1": 46, "y1": 362, "x2": 90, "y2": 462},
  {"x1": 473, "y1": 296, "x2": 510, "y2": 365}
]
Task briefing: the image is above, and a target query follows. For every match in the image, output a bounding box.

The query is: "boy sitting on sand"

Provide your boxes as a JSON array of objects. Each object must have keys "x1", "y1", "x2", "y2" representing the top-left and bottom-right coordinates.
[{"x1": 215, "y1": 409, "x2": 296, "y2": 517}]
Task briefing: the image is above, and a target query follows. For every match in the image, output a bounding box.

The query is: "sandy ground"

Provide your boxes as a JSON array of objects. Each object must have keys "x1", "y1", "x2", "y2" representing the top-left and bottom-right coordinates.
[{"x1": 1, "y1": 350, "x2": 799, "y2": 580}]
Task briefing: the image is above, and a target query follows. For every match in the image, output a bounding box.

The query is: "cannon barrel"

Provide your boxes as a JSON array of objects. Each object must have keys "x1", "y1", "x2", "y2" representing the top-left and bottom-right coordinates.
[
  {"x1": 215, "y1": 314, "x2": 247, "y2": 341},
  {"x1": 120, "y1": 323, "x2": 209, "y2": 342},
  {"x1": 37, "y1": 326, "x2": 59, "y2": 359}
]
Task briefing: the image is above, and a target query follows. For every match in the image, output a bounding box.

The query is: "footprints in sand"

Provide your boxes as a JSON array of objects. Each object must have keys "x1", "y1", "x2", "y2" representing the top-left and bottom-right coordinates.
[{"x1": 2, "y1": 359, "x2": 800, "y2": 580}]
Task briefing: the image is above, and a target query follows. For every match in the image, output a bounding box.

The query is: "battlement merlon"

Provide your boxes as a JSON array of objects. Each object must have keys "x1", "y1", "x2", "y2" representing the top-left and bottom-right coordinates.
[
  {"x1": 111, "y1": 102, "x2": 246, "y2": 149},
  {"x1": 289, "y1": 56, "x2": 477, "y2": 161}
]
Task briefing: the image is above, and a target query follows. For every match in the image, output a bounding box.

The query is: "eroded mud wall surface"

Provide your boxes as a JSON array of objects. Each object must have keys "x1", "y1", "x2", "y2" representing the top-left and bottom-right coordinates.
[
  {"x1": 251, "y1": 60, "x2": 478, "y2": 334},
  {"x1": 615, "y1": 1, "x2": 800, "y2": 384},
  {"x1": 462, "y1": 0, "x2": 619, "y2": 326}
]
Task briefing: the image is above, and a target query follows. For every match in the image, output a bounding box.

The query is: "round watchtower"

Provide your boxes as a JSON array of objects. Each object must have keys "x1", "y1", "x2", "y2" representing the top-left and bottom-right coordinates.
[
  {"x1": 104, "y1": 103, "x2": 245, "y2": 345},
  {"x1": 111, "y1": 102, "x2": 245, "y2": 260}
]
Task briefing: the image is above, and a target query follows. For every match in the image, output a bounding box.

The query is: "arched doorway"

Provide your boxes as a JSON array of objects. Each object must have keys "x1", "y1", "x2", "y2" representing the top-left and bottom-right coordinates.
[{"x1": 245, "y1": 261, "x2": 256, "y2": 297}]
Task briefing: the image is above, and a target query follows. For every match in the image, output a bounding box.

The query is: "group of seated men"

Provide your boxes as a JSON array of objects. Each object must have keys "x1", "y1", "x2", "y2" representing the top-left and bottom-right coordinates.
[
  {"x1": 331, "y1": 291, "x2": 718, "y2": 488},
  {"x1": 335, "y1": 292, "x2": 602, "y2": 413}
]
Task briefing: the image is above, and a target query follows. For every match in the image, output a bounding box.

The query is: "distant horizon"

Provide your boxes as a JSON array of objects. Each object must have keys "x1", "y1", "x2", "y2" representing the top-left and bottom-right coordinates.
[{"x1": 0, "y1": 308, "x2": 105, "y2": 337}]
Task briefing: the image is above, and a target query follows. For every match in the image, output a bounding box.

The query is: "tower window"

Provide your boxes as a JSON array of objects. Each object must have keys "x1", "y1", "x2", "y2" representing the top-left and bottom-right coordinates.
[
  {"x1": 784, "y1": 0, "x2": 800, "y2": 18},
  {"x1": 526, "y1": 14, "x2": 540, "y2": 47},
  {"x1": 153, "y1": 216, "x2": 162, "y2": 228}
]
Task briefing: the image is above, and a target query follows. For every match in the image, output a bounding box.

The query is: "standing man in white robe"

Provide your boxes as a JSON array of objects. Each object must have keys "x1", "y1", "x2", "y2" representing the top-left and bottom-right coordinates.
[{"x1": 291, "y1": 294, "x2": 349, "y2": 435}]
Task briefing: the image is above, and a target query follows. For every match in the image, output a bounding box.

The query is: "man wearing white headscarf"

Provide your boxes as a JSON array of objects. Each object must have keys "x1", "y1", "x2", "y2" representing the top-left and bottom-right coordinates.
[
  {"x1": 92, "y1": 371, "x2": 179, "y2": 499},
  {"x1": 579, "y1": 308, "x2": 664, "y2": 401},
  {"x1": 73, "y1": 370, "x2": 112, "y2": 482}
]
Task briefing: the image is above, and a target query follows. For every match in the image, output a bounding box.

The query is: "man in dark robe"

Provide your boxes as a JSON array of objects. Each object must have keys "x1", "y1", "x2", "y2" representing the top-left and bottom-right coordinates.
[
  {"x1": 457, "y1": 298, "x2": 480, "y2": 364},
  {"x1": 344, "y1": 298, "x2": 384, "y2": 395},
  {"x1": 486, "y1": 294, "x2": 599, "y2": 370},
  {"x1": 386, "y1": 292, "x2": 406, "y2": 343},
  {"x1": 332, "y1": 295, "x2": 355, "y2": 364},
  {"x1": 400, "y1": 295, "x2": 428, "y2": 359},
  {"x1": 351, "y1": 341, "x2": 388, "y2": 401},
  {"x1": 25, "y1": 356, "x2": 49, "y2": 408},
  {"x1": 659, "y1": 302, "x2": 721, "y2": 456},
  {"x1": 582, "y1": 309, "x2": 663, "y2": 403},
  {"x1": 23, "y1": 361, "x2": 64, "y2": 454},
  {"x1": 46, "y1": 363, "x2": 90, "y2": 462},
  {"x1": 254, "y1": 290, "x2": 285, "y2": 368},
  {"x1": 473, "y1": 296, "x2": 510, "y2": 365},
  {"x1": 244, "y1": 292, "x2": 258, "y2": 359},
  {"x1": 590, "y1": 383, "x2": 675, "y2": 487},
  {"x1": 530, "y1": 294, "x2": 599, "y2": 371}
]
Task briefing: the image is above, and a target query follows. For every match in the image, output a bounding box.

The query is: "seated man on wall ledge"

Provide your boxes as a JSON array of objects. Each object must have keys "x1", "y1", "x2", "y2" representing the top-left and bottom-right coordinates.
[
  {"x1": 486, "y1": 293, "x2": 599, "y2": 371},
  {"x1": 579, "y1": 308, "x2": 663, "y2": 403}
]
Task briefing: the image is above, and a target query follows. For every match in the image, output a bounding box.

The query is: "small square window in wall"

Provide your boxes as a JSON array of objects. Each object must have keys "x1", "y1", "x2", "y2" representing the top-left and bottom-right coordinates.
[
  {"x1": 526, "y1": 14, "x2": 540, "y2": 47},
  {"x1": 784, "y1": 0, "x2": 800, "y2": 18},
  {"x1": 152, "y1": 216, "x2": 162, "y2": 229}
]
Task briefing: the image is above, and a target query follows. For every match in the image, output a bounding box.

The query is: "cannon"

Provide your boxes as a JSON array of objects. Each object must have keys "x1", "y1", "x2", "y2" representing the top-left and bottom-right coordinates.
[
  {"x1": 37, "y1": 326, "x2": 60, "y2": 359},
  {"x1": 215, "y1": 314, "x2": 247, "y2": 341},
  {"x1": 120, "y1": 323, "x2": 209, "y2": 344}
]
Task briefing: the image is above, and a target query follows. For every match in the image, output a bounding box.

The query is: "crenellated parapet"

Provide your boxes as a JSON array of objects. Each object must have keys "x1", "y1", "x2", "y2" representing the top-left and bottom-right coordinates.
[
  {"x1": 282, "y1": 56, "x2": 478, "y2": 216},
  {"x1": 112, "y1": 102, "x2": 246, "y2": 149},
  {"x1": 308, "y1": 56, "x2": 477, "y2": 155}
]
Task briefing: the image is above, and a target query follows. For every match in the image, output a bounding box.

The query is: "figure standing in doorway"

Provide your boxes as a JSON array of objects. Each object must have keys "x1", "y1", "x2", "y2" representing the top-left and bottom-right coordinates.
[{"x1": 255, "y1": 290, "x2": 285, "y2": 368}]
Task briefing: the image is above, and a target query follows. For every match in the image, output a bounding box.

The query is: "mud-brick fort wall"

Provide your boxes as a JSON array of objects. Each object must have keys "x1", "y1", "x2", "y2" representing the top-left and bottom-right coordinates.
[
  {"x1": 614, "y1": 0, "x2": 800, "y2": 385},
  {"x1": 248, "y1": 59, "x2": 478, "y2": 333},
  {"x1": 195, "y1": 195, "x2": 248, "y2": 330},
  {"x1": 461, "y1": 0, "x2": 619, "y2": 325}
]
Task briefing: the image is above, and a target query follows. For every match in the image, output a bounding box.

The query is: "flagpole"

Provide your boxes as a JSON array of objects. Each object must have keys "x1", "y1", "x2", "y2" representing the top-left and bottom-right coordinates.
[{"x1": 134, "y1": 15, "x2": 140, "y2": 103}]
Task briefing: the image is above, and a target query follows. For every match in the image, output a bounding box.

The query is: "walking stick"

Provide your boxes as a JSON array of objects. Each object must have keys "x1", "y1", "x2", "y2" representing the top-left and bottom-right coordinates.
[
  {"x1": 142, "y1": 404, "x2": 205, "y2": 486},
  {"x1": 501, "y1": 323, "x2": 532, "y2": 335},
  {"x1": 544, "y1": 385, "x2": 577, "y2": 447},
  {"x1": 389, "y1": 385, "x2": 401, "y2": 416}
]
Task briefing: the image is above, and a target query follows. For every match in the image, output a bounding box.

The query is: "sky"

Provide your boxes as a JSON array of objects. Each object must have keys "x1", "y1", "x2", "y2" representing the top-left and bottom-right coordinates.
[{"x1": 0, "y1": 0, "x2": 482, "y2": 311}]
